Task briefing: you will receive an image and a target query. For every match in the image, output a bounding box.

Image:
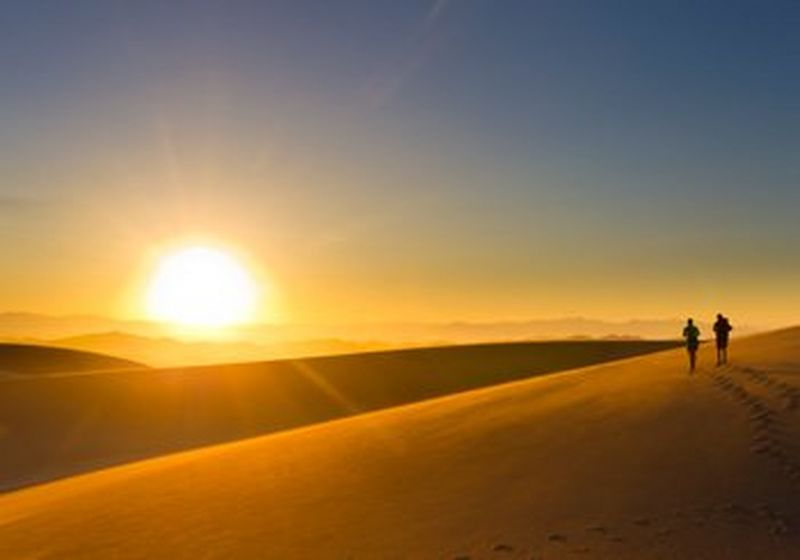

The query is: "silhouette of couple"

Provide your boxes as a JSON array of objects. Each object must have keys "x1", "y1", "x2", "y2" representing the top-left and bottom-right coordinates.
[{"x1": 682, "y1": 314, "x2": 732, "y2": 372}]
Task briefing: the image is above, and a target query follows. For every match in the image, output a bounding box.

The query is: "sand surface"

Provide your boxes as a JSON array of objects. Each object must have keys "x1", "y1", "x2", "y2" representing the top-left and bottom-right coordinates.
[
  {"x1": 1, "y1": 331, "x2": 799, "y2": 558},
  {"x1": 0, "y1": 340, "x2": 675, "y2": 492}
]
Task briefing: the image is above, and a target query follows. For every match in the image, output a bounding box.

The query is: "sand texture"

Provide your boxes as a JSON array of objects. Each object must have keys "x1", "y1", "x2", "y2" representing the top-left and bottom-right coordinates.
[{"x1": 1, "y1": 332, "x2": 798, "y2": 558}]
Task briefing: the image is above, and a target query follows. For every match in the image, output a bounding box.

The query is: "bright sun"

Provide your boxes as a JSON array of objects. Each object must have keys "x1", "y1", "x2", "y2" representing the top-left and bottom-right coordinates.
[{"x1": 146, "y1": 246, "x2": 258, "y2": 327}]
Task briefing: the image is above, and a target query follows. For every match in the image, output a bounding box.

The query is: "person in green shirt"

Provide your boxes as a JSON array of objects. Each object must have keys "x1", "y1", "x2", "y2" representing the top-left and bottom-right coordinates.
[{"x1": 682, "y1": 318, "x2": 701, "y2": 373}]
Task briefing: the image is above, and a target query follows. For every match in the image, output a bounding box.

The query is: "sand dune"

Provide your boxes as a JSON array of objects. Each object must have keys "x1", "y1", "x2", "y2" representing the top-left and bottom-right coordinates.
[
  {"x1": 0, "y1": 340, "x2": 675, "y2": 492},
  {"x1": 0, "y1": 343, "x2": 144, "y2": 376},
  {"x1": 1, "y1": 330, "x2": 798, "y2": 557},
  {"x1": 48, "y1": 331, "x2": 400, "y2": 367}
]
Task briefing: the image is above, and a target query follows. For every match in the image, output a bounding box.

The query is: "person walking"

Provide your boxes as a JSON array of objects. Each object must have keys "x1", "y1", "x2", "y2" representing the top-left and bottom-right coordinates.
[
  {"x1": 683, "y1": 318, "x2": 701, "y2": 373},
  {"x1": 713, "y1": 313, "x2": 733, "y2": 366}
]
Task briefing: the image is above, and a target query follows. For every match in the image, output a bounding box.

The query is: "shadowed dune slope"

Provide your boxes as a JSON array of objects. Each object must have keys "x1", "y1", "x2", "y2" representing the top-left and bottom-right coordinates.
[
  {"x1": 1, "y1": 330, "x2": 799, "y2": 558},
  {"x1": 0, "y1": 343, "x2": 144, "y2": 376},
  {"x1": 0, "y1": 340, "x2": 676, "y2": 491}
]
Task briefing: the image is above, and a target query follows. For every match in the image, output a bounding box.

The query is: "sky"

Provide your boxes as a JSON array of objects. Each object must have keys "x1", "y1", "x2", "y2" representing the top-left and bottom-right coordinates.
[{"x1": 1, "y1": 0, "x2": 799, "y2": 326}]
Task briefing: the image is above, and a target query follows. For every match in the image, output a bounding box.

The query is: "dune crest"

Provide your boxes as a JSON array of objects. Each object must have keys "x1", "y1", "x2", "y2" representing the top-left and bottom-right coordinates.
[{"x1": 0, "y1": 343, "x2": 144, "y2": 376}]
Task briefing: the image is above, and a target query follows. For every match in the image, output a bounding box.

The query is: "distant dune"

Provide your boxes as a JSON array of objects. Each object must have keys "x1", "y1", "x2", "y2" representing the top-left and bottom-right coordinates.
[
  {"x1": 0, "y1": 340, "x2": 676, "y2": 491},
  {"x1": 1, "y1": 330, "x2": 798, "y2": 558},
  {"x1": 49, "y1": 331, "x2": 400, "y2": 367},
  {"x1": 0, "y1": 343, "x2": 144, "y2": 376}
]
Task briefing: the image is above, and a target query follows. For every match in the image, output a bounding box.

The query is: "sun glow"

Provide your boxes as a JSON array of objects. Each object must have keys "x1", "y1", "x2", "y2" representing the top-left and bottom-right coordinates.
[{"x1": 145, "y1": 245, "x2": 259, "y2": 327}]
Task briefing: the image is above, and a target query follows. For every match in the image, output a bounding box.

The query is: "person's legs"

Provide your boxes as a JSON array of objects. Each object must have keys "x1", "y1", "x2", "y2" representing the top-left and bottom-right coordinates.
[{"x1": 689, "y1": 349, "x2": 697, "y2": 372}]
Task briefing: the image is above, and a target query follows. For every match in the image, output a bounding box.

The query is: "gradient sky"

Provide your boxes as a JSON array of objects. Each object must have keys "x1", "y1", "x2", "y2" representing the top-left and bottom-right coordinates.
[{"x1": 1, "y1": 1, "x2": 799, "y2": 326}]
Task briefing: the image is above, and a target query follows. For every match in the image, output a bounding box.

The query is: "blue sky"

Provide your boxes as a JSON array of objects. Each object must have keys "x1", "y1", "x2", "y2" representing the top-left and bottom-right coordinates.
[{"x1": 1, "y1": 1, "x2": 799, "y2": 324}]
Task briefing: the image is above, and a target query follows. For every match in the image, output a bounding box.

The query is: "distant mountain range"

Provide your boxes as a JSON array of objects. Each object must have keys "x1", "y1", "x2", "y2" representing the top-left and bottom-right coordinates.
[{"x1": 0, "y1": 312, "x2": 763, "y2": 367}]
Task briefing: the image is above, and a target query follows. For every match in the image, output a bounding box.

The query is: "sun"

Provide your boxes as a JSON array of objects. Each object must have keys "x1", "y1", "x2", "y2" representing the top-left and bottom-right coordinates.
[{"x1": 145, "y1": 245, "x2": 258, "y2": 327}]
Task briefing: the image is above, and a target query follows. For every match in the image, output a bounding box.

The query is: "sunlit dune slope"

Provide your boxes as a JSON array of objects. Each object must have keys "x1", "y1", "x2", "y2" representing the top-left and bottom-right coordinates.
[
  {"x1": 0, "y1": 340, "x2": 676, "y2": 491},
  {"x1": 0, "y1": 343, "x2": 144, "y2": 376},
  {"x1": 2, "y1": 330, "x2": 799, "y2": 559}
]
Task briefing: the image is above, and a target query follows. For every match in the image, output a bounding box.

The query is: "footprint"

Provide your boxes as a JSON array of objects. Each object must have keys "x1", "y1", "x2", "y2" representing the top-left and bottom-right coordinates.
[
  {"x1": 547, "y1": 533, "x2": 568, "y2": 543},
  {"x1": 768, "y1": 448, "x2": 786, "y2": 461},
  {"x1": 655, "y1": 528, "x2": 674, "y2": 537},
  {"x1": 771, "y1": 522, "x2": 789, "y2": 536},
  {"x1": 691, "y1": 506, "x2": 713, "y2": 515},
  {"x1": 718, "y1": 503, "x2": 746, "y2": 515},
  {"x1": 492, "y1": 543, "x2": 513, "y2": 552},
  {"x1": 750, "y1": 410, "x2": 771, "y2": 422},
  {"x1": 608, "y1": 535, "x2": 625, "y2": 543}
]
